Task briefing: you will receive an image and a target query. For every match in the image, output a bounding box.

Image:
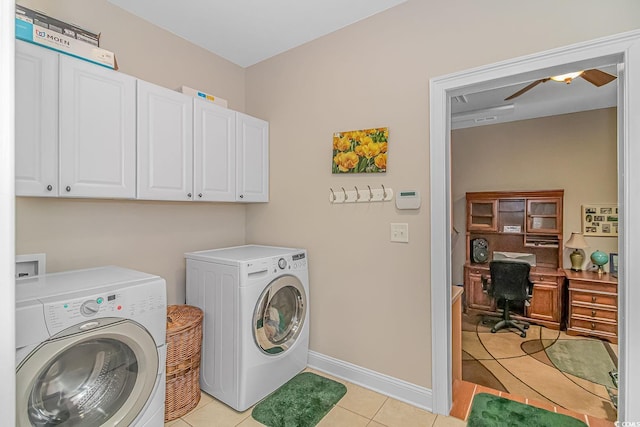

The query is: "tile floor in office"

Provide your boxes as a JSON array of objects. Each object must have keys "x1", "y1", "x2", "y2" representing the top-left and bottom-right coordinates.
[{"x1": 164, "y1": 369, "x2": 466, "y2": 427}]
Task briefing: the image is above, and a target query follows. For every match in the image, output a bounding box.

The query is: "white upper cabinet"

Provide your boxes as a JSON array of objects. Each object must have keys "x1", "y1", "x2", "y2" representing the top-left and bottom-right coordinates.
[
  {"x1": 15, "y1": 41, "x2": 269, "y2": 203},
  {"x1": 236, "y1": 113, "x2": 269, "y2": 202},
  {"x1": 137, "y1": 80, "x2": 194, "y2": 201},
  {"x1": 59, "y1": 55, "x2": 136, "y2": 198},
  {"x1": 193, "y1": 100, "x2": 236, "y2": 202},
  {"x1": 15, "y1": 40, "x2": 59, "y2": 197}
]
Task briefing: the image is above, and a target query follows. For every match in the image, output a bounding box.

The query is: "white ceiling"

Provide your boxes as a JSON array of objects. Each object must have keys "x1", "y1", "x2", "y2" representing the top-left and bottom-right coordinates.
[
  {"x1": 451, "y1": 65, "x2": 618, "y2": 129},
  {"x1": 107, "y1": 0, "x2": 408, "y2": 68},
  {"x1": 107, "y1": 0, "x2": 617, "y2": 127}
]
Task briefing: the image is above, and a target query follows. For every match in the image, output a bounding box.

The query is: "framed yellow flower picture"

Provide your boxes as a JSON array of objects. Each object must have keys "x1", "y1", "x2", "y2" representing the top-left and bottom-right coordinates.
[{"x1": 332, "y1": 127, "x2": 388, "y2": 173}]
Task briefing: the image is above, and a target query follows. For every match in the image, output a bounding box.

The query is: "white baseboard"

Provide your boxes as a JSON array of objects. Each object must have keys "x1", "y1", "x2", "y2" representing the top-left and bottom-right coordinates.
[{"x1": 307, "y1": 350, "x2": 433, "y2": 412}]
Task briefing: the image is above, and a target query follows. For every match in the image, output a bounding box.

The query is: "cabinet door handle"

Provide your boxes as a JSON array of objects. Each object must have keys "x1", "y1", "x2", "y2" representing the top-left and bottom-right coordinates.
[
  {"x1": 592, "y1": 310, "x2": 597, "y2": 317},
  {"x1": 239, "y1": 194, "x2": 244, "y2": 199},
  {"x1": 592, "y1": 296, "x2": 597, "y2": 303},
  {"x1": 66, "y1": 186, "x2": 71, "y2": 192},
  {"x1": 46, "y1": 185, "x2": 53, "y2": 191},
  {"x1": 591, "y1": 322, "x2": 596, "y2": 329},
  {"x1": 198, "y1": 193, "x2": 203, "y2": 198},
  {"x1": 187, "y1": 193, "x2": 192, "y2": 198}
]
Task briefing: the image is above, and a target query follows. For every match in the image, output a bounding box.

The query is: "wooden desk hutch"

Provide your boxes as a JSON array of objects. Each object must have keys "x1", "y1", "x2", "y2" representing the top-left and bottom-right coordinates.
[{"x1": 464, "y1": 190, "x2": 565, "y2": 329}]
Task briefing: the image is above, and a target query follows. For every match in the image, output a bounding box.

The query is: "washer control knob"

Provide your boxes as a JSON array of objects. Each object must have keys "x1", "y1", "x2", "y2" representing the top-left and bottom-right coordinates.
[
  {"x1": 278, "y1": 258, "x2": 287, "y2": 269},
  {"x1": 80, "y1": 300, "x2": 100, "y2": 317}
]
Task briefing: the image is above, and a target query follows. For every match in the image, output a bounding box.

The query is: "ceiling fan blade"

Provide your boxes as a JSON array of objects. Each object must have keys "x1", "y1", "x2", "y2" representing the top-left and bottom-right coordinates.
[
  {"x1": 580, "y1": 69, "x2": 617, "y2": 87},
  {"x1": 504, "y1": 78, "x2": 550, "y2": 101}
]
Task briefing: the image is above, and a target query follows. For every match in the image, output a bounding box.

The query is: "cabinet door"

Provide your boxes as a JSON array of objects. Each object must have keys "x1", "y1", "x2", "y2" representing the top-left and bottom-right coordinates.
[
  {"x1": 236, "y1": 113, "x2": 269, "y2": 202},
  {"x1": 526, "y1": 198, "x2": 562, "y2": 234},
  {"x1": 59, "y1": 55, "x2": 136, "y2": 198},
  {"x1": 527, "y1": 279, "x2": 560, "y2": 323},
  {"x1": 15, "y1": 40, "x2": 58, "y2": 196},
  {"x1": 465, "y1": 267, "x2": 494, "y2": 311},
  {"x1": 193, "y1": 100, "x2": 236, "y2": 201},
  {"x1": 467, "y1": 199, "x2": 497, "y2": 231},
  {"x1": 137, "y1": 80, "x2": 193, "y2": 201}
]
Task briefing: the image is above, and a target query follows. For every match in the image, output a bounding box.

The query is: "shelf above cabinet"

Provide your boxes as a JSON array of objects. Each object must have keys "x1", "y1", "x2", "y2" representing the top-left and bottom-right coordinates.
[{"x1": 465, "y1": 189, "x2": 564, "y2": 269}]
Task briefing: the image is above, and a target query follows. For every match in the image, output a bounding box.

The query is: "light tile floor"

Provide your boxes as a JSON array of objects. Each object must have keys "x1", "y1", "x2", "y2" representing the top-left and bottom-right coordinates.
[{"x1": 164, "y1": 369, "x2": 467, "y2": 427}]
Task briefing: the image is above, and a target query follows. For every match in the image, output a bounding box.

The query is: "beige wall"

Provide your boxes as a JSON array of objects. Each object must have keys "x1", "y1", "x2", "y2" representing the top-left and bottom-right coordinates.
[
  {"x1": 451, "y1": 109, "x2": 618, "y2": 285},
  {"x1": 15, "y1": 0, "x2": 248, "y2": 304},
  {"x1": 13, "y1": 0, "x2": 640, "y2": 391},
  {"x1": 17, "y1": 0, "x2": 246, "y2": 111},
  {"x1": 245, "y1": 0, "x2": 639, "y2": 389}
]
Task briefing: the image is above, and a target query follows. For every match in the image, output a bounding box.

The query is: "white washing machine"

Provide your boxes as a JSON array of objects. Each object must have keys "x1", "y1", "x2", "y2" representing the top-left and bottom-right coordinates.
[
  {"x1": 15, "y1": 266, "x2": 167, "y2": 427},
  {"x1": 185, "y1": 245, "x2": 309, "y2": 411}
]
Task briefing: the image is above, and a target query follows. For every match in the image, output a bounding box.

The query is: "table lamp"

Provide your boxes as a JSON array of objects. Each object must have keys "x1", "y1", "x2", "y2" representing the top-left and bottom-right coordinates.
[{"x1": 565, "y1": 232, "x2": 589, "y2": 271}]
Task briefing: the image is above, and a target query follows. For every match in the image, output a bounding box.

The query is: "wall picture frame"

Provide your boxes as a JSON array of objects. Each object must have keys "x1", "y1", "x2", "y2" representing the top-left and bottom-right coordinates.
[
  {"x1": 582, "y1": 204, "x2": 618, "y2": 236},
  {"x1": 332, "y1": 127, "x2": 388, "y2": 174},
  {"x1": 610, "y1": 252, "x2": 618, "y2": 277}
]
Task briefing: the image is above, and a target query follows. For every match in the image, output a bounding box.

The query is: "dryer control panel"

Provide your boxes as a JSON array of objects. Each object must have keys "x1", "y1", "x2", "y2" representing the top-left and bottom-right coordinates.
[{"x1": 276, "y1": 252, "x2": 307, "y2": 270}]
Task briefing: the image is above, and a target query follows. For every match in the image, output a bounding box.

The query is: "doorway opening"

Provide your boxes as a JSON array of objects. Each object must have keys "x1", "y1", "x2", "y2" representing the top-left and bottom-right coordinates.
[
  {"x1": 429, "y1": 30, "x2": 640, "y2": 422},
  {"x1": 452, "y1": 107, "x2": 619, "y2": 421}
]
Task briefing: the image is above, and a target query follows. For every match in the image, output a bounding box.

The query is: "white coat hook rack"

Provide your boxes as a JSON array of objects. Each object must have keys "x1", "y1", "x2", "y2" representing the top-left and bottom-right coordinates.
[{"x1": 329, "y1": 185, "x2": 393, "y2": 204}]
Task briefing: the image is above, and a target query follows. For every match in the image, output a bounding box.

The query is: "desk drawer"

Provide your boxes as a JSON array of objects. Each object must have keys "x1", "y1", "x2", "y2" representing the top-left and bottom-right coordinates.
[
  {"x1": 531, "y1": 274, "x2": 559, "y2": 285},
  {"x1": 571, "y1": 291, "x2": 616, "y2": 308},
  {"x1": 571, "y1": 305, "x2": 617, "y2": 321},
  {"x1": 570, "y1": 280, "x2": 617, "y2": 294},
  {"x1": 570, "y1": 317, "x2": 617, "y2": 334}
]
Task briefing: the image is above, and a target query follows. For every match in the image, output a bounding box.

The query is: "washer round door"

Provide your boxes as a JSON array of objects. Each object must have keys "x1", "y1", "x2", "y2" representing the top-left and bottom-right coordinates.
[
  {"x1": 16, "y1": 318, "x2": 159, "y2": 427},
  {"x1": 253, "y1": 274, "x2": 307, "y2": 354}
]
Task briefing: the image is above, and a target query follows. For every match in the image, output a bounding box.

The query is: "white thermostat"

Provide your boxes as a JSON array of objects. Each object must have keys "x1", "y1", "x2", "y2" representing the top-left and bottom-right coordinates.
[{"x1": 396, "y1": 190, "x2": 421, "y2": 210}]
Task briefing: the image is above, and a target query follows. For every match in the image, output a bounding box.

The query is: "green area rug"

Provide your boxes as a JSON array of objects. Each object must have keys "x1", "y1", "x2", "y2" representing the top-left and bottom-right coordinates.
[
  {"x1": 545, "y1": 339, "x2": 617, "y2": 388},
  {"x1": 252, "y1": 372, "x2": 347, "y2": 427},
  {"x1": 467, "y1": 393, "x2": 588, "y2": 427}
]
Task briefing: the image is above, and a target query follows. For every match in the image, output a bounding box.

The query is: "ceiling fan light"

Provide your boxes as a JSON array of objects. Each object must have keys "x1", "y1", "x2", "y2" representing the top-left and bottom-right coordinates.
[{"x1": 550, "y1": 71, "x2": 584, "y2": 84}]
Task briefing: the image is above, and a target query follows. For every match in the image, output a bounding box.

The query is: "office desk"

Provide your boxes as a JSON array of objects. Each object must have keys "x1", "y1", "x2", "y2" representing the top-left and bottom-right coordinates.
[
  {"x1": 464, "y1": 263, "x2": 565, "y2": 330},
  {"x1": 565, "y1": 270, "x2": 618, "y2": 343}
]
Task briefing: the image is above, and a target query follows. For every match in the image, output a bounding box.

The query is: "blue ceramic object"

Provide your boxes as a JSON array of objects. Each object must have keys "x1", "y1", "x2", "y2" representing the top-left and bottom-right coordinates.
[{"x1": 591, "y1": 250, "x2": 608, "y2": 273}]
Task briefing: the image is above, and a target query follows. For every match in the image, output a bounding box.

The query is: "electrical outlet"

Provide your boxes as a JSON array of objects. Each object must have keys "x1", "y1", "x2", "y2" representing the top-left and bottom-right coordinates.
[{"x1": 390, "y1": 223, "x2": 409, "y2": 243}]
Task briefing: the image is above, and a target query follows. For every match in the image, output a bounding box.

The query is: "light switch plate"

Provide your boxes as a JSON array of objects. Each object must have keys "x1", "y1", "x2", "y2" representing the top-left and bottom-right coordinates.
[{"x1": 390, "y1": 223, "x2": 409, "y2": 243}]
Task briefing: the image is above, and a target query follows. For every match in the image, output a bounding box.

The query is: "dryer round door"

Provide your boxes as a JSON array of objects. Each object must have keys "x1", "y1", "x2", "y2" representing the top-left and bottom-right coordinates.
[
  {"x1": 16, "y1": 318, "x2": 159, "y2": 427},
  {"x1": 253, "y1": 274, "x2": 307, "y2": 354}
]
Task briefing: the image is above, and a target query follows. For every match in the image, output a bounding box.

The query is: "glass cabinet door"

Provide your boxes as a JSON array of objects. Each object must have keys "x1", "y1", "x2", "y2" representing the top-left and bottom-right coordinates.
[
  {"x1": 467, "y1": 200, "x2": 497, "y2": 231},
  {"x1": 527, "y1": 198, "x2": 562, "y2": 234}
]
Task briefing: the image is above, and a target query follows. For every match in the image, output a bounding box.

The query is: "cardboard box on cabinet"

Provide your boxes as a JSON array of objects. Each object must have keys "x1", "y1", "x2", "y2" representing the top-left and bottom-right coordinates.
[
  {"x1": 15, "y1": 4, "x2": 117, "y2": 69},
  {"x1": 180, "y1": 86, "x2": 228, "y2": 108}
]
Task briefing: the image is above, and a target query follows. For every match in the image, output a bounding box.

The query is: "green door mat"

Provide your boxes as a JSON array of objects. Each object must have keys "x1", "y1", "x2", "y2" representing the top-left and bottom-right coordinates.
[
  {"x1": 467, "y1": 393, "x2": 588, "y2": 427},
  {"x1": 252, "y1": 372, "x2": 347, "y2": 427}
]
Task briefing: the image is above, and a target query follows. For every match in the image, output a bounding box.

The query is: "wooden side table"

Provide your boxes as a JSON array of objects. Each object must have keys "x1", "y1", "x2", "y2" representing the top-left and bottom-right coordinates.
[{"x1": 564, "y1": 270, "x2": 617, "y2": 343}]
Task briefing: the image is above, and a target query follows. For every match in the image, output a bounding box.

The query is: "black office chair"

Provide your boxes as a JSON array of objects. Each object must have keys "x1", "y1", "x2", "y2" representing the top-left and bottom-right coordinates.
[{"x1": 481, "y1": 260, "x2": 532, "y2": 337}]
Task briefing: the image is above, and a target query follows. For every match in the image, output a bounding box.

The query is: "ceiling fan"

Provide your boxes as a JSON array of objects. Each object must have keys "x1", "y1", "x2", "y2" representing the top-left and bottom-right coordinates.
[{"x1": 504, "y1": 69, "x2": 617, "y2": 101}]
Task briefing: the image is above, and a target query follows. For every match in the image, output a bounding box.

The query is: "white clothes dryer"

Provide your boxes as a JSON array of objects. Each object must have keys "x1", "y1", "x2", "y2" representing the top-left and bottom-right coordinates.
[
  {"x1": 185, "y1": 245, "x2": 309, "y2": 411},
  {"x1": 15, "y1": 266, "x2": 167, "y2": 427}
]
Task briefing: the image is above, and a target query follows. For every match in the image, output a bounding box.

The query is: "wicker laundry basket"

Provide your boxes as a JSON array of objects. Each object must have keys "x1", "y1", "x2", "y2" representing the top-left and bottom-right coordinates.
[{"x1": 165, "y1": 305, "x2": 204, "y2": 421}]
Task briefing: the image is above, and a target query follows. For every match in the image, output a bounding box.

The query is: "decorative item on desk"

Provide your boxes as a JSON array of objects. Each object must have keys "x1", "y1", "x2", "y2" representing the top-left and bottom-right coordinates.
[
  {"x1": 565, "y1": 232, "x2": 589, "y2": 271},
  {"x1": 610, "y1": 253, "x2": 618, "y2": 277},
  {"x1": 590, "y1": 250, "x2": 609, "y2": 275},
  {"x1": 471, "y1": 238, "x2": 489, "y2": 264}
]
